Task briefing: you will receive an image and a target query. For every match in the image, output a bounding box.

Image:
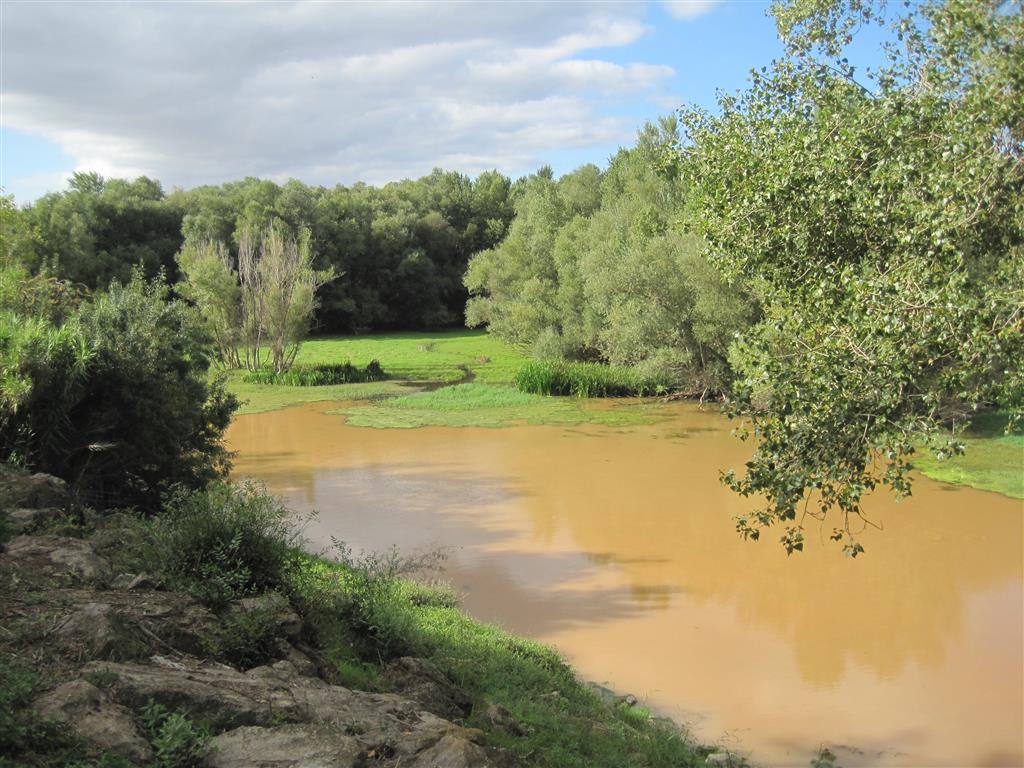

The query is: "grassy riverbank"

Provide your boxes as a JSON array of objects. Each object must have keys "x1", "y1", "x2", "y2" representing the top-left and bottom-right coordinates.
[
  {"x1": 337, "y1": 382, "x2": 660, "y2": 429},
  {"x1": 0, "y1": 474, "x2": 718, "y2": 768}
]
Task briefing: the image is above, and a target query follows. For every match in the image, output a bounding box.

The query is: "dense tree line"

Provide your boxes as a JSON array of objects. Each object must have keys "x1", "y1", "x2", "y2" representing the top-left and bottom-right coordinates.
[
  {"x1": 6, "y1": 169, "x2": 516, "y2": 333},
  {"x1": 464, "y1": 119, "x2": 756, "y2": 393}
]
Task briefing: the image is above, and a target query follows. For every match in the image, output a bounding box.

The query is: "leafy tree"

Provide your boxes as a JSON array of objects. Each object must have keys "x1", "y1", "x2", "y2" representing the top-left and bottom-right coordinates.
[
  {"x1": 174, "y1": 238, "x2": 242, "y2": 367},
  {"x1": 677, "y1": 0, "x2": 1024, "y2": 554},
  {"x1": 465, "y1": 123, "x2": 754, "y2": 392},
  {"x1": 239, "y1": 220, "x2": 335, "y2": 373}
]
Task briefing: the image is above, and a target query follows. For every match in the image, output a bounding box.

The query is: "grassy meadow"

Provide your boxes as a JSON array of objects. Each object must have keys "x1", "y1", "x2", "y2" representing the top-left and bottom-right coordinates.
[
  {"x1": 226, "y1": 329, "x2": 529, "y2": 415},
  {"x1": 226, "y1": 329, "x2": 663, "y2": 429}
]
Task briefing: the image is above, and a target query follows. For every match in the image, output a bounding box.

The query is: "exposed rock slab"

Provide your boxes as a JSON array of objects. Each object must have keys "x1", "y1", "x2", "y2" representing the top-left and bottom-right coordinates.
[
  {"x1": 403, "y1": 732, "x2": 501, "y2": 768},
  {"x1": 3, "y1": 535, "x2": 111, "y2": 585},
  {"x1": 83, "y1": 656, "x2": 458, "y2": 753},
  {"x1": 33, "y1": 680, "x2": 153, "y2": 763},
  {"x1": 0, "y1": 469, "x2": 73, "y2": 509},
  {"x1": 204, "y1": 724, "x2": 365, "y2": 768}
]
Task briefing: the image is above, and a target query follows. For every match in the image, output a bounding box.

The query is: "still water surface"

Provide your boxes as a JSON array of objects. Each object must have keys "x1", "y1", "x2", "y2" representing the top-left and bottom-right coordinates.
[{"x1": 227, "y1": 400, "x2": 1023, "y2": 768}]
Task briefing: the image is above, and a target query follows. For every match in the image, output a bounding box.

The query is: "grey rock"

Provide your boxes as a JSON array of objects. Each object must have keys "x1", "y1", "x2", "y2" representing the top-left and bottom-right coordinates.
[
  {"x1": 204, "y1": 724, "x2": 364, "y2": 768},
  {"x1": 10, "y1": 472, "x2": 73, "y2": 509},
  {"x1": 110, "y1": 573, "x2": 138, "y2": 590},
  {"x1": 404, "y1": 732, "x2": 498, "y2": 768},
  {"x1": 56, "y1": 602, "x2": 148, "y2": 661},
  {"x1": 383, "y1": 657, "x2": 471, "y2": 720},
  {"x1": 3, "y1": 535, "x2": 111, "y2": 584},
  {"x1": 274, "y1": 641, "x2": 319, "y2": 677},
  {"x1": 33, "y1": 680, "x2": 153, "y2": 762},
  {"x1": 585, "y1": 681, "x2": 639, "y2": 709},
  {"x1": 83, "y1": 658, "x2": 289, "y2": 731},
  {"x1": 83, "y1": 656, "x2": 457, "y2": 752}
]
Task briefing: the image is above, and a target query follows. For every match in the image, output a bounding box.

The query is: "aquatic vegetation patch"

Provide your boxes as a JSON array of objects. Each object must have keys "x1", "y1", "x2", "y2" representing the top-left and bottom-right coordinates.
[
  {"x1": 337, "y1": 383, "x2": 663, "y2": 429},
  {"x1": 915, "y1": 413, "x2": 1024, "y2": 499}
]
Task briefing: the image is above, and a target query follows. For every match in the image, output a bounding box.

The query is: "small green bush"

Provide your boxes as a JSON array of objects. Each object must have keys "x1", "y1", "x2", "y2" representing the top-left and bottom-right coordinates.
[
  {"x1": 144, "y1": 483, "x2": 301, "y2": 607},
  {"x1": 242, "y1": 360, "x2": 386, "y2": 387},
  {"x1": 141, "y1": 702, "x2": 209, "y2": 768},
  {"x1": 515, "y1": 360, "x2": 667, "y2": 397}
]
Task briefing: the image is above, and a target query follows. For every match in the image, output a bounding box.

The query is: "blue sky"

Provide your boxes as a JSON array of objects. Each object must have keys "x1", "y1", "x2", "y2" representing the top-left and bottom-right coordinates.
[{"x1": 0, "y1": 0, "x2": 875, "y2": 203}]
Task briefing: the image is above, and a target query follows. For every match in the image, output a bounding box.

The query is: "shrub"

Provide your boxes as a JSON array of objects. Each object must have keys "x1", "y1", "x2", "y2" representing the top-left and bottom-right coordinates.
[
  {"x1": 241, "y1": 360, "x2": 386, "y2": 386},
  {"x1": 0, "y1": 269, "x2": 237, "y2": 510},
  {"x1": 515, "y1": 360, "x2": 668, "y2": 398},
  {"x1": 144, "y1": 483, "x2": 301, "y2": 607}
]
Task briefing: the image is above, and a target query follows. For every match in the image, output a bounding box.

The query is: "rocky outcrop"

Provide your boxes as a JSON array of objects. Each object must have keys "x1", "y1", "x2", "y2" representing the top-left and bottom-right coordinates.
[
  {"x1": 79, "y1": 655, "x2": 503, "y2": 767},
  {"x1": 0, "y1": 466, "x2": 73, "y2": 510},
  {"x1": 1, "y1": 468, "x2": 514, "y2": 767}
]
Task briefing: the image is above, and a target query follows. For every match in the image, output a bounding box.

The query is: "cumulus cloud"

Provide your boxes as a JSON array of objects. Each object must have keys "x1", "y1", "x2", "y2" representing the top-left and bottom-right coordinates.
[{"x1": 1, "y1": 2, "x2": 703, "y2": 193}]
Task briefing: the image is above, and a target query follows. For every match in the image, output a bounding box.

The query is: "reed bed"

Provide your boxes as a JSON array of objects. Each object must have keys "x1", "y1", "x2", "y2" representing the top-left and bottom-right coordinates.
[
  {"x1": 515, "y1": 360, "x2": 666, "y2": 398},
  {"x1": 242, "y1": 360, "x2": 386, "y2": 387}
]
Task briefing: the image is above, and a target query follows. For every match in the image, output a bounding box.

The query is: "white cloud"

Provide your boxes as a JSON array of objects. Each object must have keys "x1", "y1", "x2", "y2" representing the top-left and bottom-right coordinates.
[
  {"x1": 1, "y1": 2, "x2": 690, "y2": 195},
  {"x1": 662, "y1": 1, "x2": 721, "y2": 21}
]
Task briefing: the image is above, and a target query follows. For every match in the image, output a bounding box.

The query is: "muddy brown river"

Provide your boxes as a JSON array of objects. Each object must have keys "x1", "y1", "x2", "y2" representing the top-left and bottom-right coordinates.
[{"x1": 227, "y1": 400, "x2": 1023, "y2": 768}]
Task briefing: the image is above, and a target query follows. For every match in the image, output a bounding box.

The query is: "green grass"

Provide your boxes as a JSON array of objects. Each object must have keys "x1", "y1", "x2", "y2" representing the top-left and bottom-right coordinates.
[
  {"x1": 289, "y1": 329, "x2": 528, "y2": 383},
  {"x1": 915, "y1": 413, "x2": 1023, "y2": 499},
  {"x1": 336, "y1": 383, "x2": 663, "y2": 429},
  {"x1": 225, "y1": 330, "x2": 531, "y2": 415},
  {"x1": 114, "y1": 491, "x2": 711, "y2": 767},
  {"x1": 230, "y1": 379, "x2": 408, "y2": 416}
]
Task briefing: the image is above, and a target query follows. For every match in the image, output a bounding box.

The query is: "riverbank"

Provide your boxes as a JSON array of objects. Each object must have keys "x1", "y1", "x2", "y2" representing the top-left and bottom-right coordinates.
[{"x1": 0, "y1": 466, "x2": 735, "y2": 768}]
